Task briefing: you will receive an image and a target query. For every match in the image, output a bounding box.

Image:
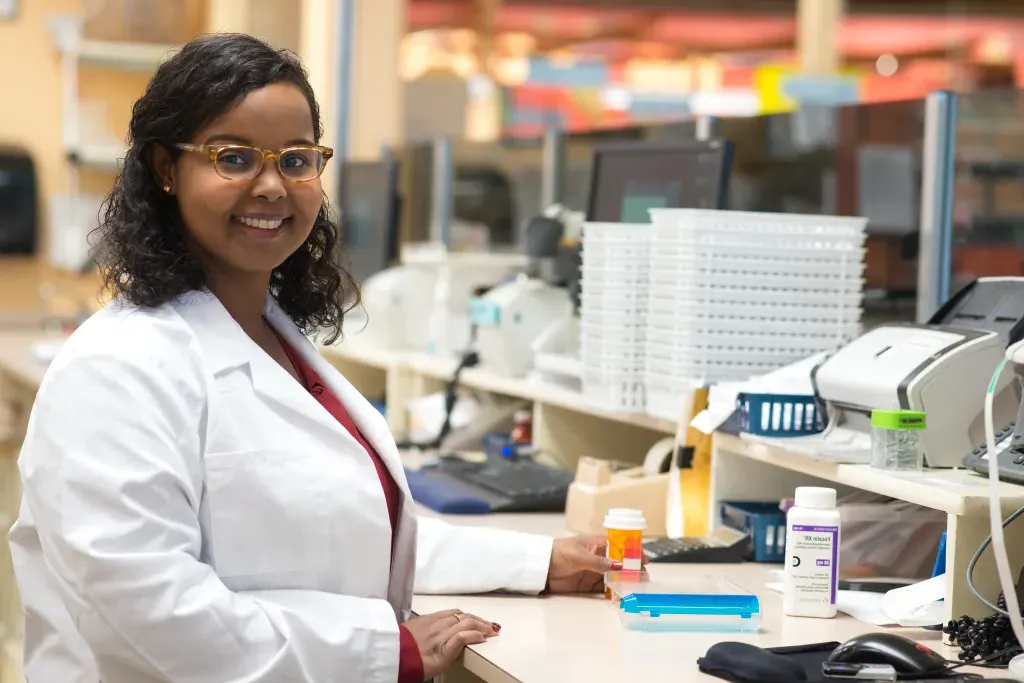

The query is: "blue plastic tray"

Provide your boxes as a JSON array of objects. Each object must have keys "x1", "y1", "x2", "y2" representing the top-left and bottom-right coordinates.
[
  {"x1": 607, "y1": 573, "x2": 762, "y2": 633},
  {"x1": 737, "y1": 392, "x2": 825, "y2": 437},
  {"x1": 720, "y1": 501, "x2": 787, "y2": 563}
]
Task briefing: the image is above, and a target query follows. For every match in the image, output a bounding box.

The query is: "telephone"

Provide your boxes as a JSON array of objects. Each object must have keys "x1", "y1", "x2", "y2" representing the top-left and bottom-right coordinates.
[{"x1": 964, "y1": 388, "x2": 1024, "y2": 486}]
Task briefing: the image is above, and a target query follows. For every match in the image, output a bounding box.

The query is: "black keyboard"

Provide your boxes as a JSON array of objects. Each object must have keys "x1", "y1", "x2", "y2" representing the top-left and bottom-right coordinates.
[
  {"x1": 642, "y1": 528, "x2": 748, "y2": 563},
  {"x1": 415, "y1": 457, "x2": 574, "y2": 513}
]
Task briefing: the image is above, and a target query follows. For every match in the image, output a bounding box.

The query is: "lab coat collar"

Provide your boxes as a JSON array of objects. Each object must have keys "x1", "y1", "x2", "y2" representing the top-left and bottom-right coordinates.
[
  {"x1": 171, "y1": 290, "x2": 408, "y2": 497},
  {"x1": 173, "y1": 290, "x2": 415, "y2": 620}
]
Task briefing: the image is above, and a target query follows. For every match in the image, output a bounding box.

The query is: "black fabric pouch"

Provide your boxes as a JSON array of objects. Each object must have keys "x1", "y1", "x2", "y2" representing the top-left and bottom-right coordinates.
[{"x1": 696, "y1": 641, "x2": 841, "y2": 683}]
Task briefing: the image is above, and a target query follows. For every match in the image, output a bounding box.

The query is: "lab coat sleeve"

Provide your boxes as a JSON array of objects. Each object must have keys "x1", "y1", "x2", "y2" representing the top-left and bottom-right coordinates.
[
  {"x1": 413, "y1": 516, "x2": 553, "y2": 594},
  {"x1": 20, "y1": 350, "x2": 402, "y2": 683}
]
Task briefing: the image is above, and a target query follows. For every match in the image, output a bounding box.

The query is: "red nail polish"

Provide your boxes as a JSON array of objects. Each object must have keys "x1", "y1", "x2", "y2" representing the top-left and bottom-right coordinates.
[
  {"x1": 610, "y1": 562, "x2": 624, "y2": 570},
  {"x1": 492, "y1": 623, "x2": 501, "y2": 632}
]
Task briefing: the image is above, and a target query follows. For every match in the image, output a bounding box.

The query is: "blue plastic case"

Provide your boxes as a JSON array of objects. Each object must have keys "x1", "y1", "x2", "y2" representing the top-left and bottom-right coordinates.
[{"x1": 606, "y1": 572, "x2": 762, "y2": 633}]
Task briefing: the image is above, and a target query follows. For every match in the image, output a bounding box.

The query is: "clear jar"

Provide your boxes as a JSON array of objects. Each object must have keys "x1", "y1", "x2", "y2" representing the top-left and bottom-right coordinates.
[{"x1": 870, "y1": 409, "x2": 926, "y2": 471}]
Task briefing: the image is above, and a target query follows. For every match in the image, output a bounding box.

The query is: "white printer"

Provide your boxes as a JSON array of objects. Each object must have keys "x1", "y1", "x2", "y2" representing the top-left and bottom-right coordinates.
[{"x1": 812, "y1": 323, "x2": 1019, "y2": 468}]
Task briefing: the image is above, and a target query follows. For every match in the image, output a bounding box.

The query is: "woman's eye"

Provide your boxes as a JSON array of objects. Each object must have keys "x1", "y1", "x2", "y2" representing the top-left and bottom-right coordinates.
[
  {"x1": 281, "y1": 154, "x2": 308, "y2": 168},
  {"x1": 219, "y1": 154, "x2": 247, "y2": 165}
]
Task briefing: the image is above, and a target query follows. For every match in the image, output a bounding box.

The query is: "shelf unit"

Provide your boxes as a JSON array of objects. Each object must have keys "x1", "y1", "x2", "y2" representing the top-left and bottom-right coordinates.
[
  {"x1": 323, "y1": 342, "x2": 1024, "y2": 624},
  {"x1": 710, "y1": 433, "x2": 1024, "y2": 624},
  {"x1": 47, "y1": 14, "x2": 179, "y2": 272},
  {"x1": 319, "y1": 344, "x2": 678, "y2": 471}
]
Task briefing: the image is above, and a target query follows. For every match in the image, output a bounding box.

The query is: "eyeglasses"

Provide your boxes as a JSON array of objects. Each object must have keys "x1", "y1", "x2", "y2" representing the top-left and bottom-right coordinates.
[{"x1": 175, "y1": 143, "x2": 334, "y2": 182}]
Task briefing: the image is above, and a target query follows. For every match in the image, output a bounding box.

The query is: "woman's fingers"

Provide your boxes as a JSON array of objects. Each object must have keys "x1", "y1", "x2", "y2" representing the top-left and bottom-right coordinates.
[{"x1": 439, "y1": 615, "x2": 493, "y2": 660}]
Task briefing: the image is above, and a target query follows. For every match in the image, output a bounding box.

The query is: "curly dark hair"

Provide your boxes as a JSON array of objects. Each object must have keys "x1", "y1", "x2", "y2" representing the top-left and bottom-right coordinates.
[{"x1": 94, "y1": 32, "x2": 358, "y2": 344}]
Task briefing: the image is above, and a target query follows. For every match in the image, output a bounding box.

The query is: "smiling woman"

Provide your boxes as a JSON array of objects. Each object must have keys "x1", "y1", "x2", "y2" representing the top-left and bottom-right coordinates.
[
  {"x1": 10, "y1": 32, "x2": 621, "y2": 683},
  {"x1": 94, "y1": 33, "x2": 356, "y2": 346}
]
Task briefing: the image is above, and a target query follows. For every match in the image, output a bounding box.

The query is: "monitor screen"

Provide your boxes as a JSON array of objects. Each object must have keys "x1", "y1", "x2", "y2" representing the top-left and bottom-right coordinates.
[
  {"x1": 339, "y1": 160, "x2": 399, "y2": 284},
  {"x1": 451, "y1": 138, "x2": 545, "y2": 248},
  {"x1": 586, "y1": 142, "x2": 732, "y2": 222}
]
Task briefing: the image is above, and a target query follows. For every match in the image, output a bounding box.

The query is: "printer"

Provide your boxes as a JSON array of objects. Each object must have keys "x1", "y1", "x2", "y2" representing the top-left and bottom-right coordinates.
[{"x1": 811, "y1": 323, "x2": 1019, "y2": 468}]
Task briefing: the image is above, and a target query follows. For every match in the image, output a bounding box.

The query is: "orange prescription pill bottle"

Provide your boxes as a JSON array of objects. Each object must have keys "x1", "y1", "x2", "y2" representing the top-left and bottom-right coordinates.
[{"x1": 603, "y1": 508, "x2": 646, "y2": 599}]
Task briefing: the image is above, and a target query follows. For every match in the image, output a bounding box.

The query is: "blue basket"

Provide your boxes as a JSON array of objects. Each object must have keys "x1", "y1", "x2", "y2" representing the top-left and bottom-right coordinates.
[
  {"x1": 720, "y1": 501, "x2": 787, "y2": 563},
  {"x1": 736, "y1": 392, "x2": 825, "y2": 437}
]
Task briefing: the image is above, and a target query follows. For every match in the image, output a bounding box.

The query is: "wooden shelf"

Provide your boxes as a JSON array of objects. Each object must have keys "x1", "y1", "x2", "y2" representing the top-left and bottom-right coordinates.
[
  {"x1": 77, "y1": 40, "x2": 177, "y2": 71},
  {"x1": 711, "y1": 432, "x2": 1024, "y2": 624},
  {"x1": 321, "y1": 345, "x2": 678, "y2": 435},
  {"x1": 715, "y1": 433, "x2": 1024, "y2": 517},
  {"x1": 66, "y1": 143, "x2": 125, "y2": 171},
  {"x1": 321, "y1": 344, "x2": 399, "y2": 371}
]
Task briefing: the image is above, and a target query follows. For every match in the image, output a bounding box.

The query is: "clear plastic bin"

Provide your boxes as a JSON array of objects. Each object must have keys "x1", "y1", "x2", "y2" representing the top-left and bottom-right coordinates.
[
  {"x1": 838, "y1": 493, "x2": 947, "y2": 579},
  {"x1": 605, "y1": 571, "x2": 761, "y2": 633}
]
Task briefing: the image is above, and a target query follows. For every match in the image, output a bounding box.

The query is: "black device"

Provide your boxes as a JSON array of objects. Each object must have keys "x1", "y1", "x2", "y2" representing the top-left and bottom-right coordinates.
[
  {"x1": 0, "y1": 146, "x2": 37, "y2": 254},
  {"x1": 928, "y1": 277, "x2": 1024, "y2": 347},
  {"x1": 340, "y1": 158, "x2": 401, "y2": 284},
  {"x1": 642, "y1": 527, "x2": 748, "y2": 563},
  {"x1": 963, "y1": 418, "x2": 1024, "y2": 485},
  {"x1": 822, "y1": 661, "x2": 900, "y2": 680},
  {"x1": 405, "y1": 456, "x2": 574, "y2": 514},
  {"x1": 585, "y1": 140, "x2": 733, "y2": 222},
  {"x1": 826, "y1": 633, "x2": 949, "y2": 677}
]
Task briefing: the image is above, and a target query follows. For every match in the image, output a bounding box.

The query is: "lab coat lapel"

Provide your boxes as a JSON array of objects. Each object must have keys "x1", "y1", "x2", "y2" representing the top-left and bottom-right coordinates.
[
  {"x1": 174, "y1": 291, "x2": 356, "y2": 450},
  {"x1": 263, "y1": 299, "x2": 410, "y2": 494},
  {"x1": 263, "y1": 299, "x2": 417, "y2": 615}
]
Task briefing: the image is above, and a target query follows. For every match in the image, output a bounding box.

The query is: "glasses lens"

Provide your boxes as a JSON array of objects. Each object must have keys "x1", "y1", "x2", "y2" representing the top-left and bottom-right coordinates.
[
  {"x1": 214, "y1": 147, "x2": 262, "y2": 179},
  {"x1": 278, "y1": 148, "x2": 325, "y2": 181}
]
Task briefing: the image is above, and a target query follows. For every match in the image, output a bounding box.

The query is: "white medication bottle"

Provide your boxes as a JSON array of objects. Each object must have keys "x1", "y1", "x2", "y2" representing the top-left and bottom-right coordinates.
[{"x1": 783, "y1": 486, "x2": 841, "y2": 618}]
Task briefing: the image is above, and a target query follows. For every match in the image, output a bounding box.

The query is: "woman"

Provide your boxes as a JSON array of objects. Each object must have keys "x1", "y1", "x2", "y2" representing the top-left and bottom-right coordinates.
[{"x1": 10, "y1": 34, "x2": 621, "y2": 683}]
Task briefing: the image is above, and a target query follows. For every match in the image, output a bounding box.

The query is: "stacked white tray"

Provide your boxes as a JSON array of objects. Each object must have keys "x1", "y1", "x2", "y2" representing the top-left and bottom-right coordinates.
[
  {"x1": 579, "y1": 222, "x2": 650, "y2": 412},
  {"x1": 643, "y1": 208, "x2": 867, "y2": 421}
]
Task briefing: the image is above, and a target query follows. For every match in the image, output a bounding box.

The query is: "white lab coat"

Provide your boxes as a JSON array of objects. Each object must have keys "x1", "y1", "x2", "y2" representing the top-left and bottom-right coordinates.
[{"x1": 10, "y1": 291, "x2": 554, "y2": 683}]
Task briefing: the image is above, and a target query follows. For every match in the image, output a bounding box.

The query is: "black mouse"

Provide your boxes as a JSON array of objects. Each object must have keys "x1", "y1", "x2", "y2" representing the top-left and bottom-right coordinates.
[{"x1": 827, "y1": 633, "x2": 949, "y2": 675}]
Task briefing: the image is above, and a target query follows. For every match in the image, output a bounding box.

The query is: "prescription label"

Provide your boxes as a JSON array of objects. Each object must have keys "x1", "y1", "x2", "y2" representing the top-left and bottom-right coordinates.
[{"x1": 786, "y1": 525, "x2": 839, "y2": 605}]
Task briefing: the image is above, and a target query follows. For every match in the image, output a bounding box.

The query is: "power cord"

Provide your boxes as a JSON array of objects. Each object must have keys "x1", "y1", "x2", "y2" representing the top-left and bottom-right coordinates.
[
  {"x1": 395, "y1": 350, "x2": 479, "y2": 451},
  {"x1": 939, "y1": 502, "x2": 1024, "y2": 665},
  {"x1": 966, "y1": 503, "x2": 1024, "y2": 616}
]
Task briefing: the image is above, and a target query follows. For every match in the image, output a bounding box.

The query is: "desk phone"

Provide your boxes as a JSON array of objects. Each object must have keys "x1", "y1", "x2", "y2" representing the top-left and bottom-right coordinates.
[
  {"x1": 642, "y1": 527, "x2": 748, "y2": 563},
  {"x1": 963, "y1": 390, "x2": 1024, "y2": 486}
]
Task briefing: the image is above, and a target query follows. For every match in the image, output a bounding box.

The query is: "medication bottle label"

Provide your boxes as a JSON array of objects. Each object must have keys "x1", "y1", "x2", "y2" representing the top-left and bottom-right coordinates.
[{"x1": 788, "y1": 525, "x2": 839, "y2": 605}]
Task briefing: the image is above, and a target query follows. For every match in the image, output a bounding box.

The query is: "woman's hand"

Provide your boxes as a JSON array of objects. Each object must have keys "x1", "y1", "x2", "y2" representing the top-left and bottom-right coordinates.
[
  {"x1": 545, "y1": 536, "x2": 648, "y2": 594},
  {"x1": 403, "y1": 609, "x2": 499, "y2": 680}
]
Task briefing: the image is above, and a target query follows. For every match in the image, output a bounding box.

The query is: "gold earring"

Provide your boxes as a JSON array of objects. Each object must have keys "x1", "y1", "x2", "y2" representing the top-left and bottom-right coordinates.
[{"x1": 163, "y1": 184, "x2": 171, "y2": 193}]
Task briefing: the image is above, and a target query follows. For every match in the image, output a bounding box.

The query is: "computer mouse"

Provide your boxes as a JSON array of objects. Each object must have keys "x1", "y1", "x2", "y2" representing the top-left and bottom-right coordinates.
[{"x1": 827, "y1": 633, "x2": 949, "y2": 675}]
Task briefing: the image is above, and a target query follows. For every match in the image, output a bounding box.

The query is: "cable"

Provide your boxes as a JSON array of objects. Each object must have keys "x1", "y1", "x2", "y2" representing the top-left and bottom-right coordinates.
[
  {"x1": 966, "y1": 503, "x2": 1024, "y2": 615},
  {"x1": 984, "y1": 358, "x2": 1024, "y2": 657},
  {"x1": 394, "y1": 350, "x2": 479, "y2": 451}
]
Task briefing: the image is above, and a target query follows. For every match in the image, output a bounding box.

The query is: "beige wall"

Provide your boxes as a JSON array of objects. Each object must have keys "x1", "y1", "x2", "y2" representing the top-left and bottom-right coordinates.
[
  {"x1": 0, "y1": 0, "x2": 83, "y2": 233},
  {"x1": 0, "y1": 0, "x2": 409, "y2": 250},
  {"x1": 0, "y1": 0, "x2": 185, "y2": 249}
]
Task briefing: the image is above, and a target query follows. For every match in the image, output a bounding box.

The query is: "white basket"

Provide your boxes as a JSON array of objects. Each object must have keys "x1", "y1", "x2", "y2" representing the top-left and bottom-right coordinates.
[
  {"x1": 650, "y1": 208, "x2": 868, "y2": 240},
  {"x1": 645, "y1": 358, "x2": 781, "y2": 384},
  {"x1": 645, "y1": 325, "x2": 857, "y2": 349},
  {"x1": 646, "y1": 342, "x2": 814, "y2": 367},
  {"x1": 648, "y1": 283, "x2": 863, "y2": 308},
  {"x1": 649, "y1": 270, "x2": 863, "y2": 293},
  {"x1": 649, "y1": 250, "x2": 865, "y2": 277},
  {"x1": 648, "y1": 295, "x2": 861, "y2": 322},
  {"x1": 583, "y1": 371, "x2": 645, "y2": 412},
  {"x1": 646, "y1": 312, "x2": 862, "y2": 339},
  {"x1": 645, "y1": 373, "x2": 690, "y2": 421}
]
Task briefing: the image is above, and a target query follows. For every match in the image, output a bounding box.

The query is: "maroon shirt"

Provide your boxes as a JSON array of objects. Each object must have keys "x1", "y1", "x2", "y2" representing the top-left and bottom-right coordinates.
[{"x1": 278, "y1": 336, "x2": 423, "y2": 683}]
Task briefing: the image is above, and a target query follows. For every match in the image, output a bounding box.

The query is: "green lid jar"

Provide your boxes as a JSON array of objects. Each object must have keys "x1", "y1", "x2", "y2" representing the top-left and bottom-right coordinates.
[
  {"x1": 871, "y1": 409, "x2": 926, "y2": 471},
  {"x1": 870, "y1": 410, "x2": 927, "y2": 431}
]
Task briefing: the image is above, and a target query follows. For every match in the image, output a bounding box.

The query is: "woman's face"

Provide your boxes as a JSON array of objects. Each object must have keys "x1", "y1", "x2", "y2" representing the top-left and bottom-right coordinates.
[{"x1": 160, "y1": 82, "x2": 323, "y2": 278}]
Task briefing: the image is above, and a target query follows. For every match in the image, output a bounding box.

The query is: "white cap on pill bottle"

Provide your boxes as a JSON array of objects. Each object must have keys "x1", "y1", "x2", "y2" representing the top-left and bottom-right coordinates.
[
  {"x1": 603, "y1": 508, "x2": 647, "y2": 530},
  {"x1": 793, "y1": 486, "x2": 837, "y2": 510}
]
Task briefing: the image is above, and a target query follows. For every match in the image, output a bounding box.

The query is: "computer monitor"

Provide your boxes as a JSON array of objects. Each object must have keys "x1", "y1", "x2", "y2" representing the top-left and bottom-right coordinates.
[
  {"x1": 338, "y1": 159, "x2": 400, "y2": 284},
  {"x1": 585, "y1": 141, "x2": 733, "y2": 222}
]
